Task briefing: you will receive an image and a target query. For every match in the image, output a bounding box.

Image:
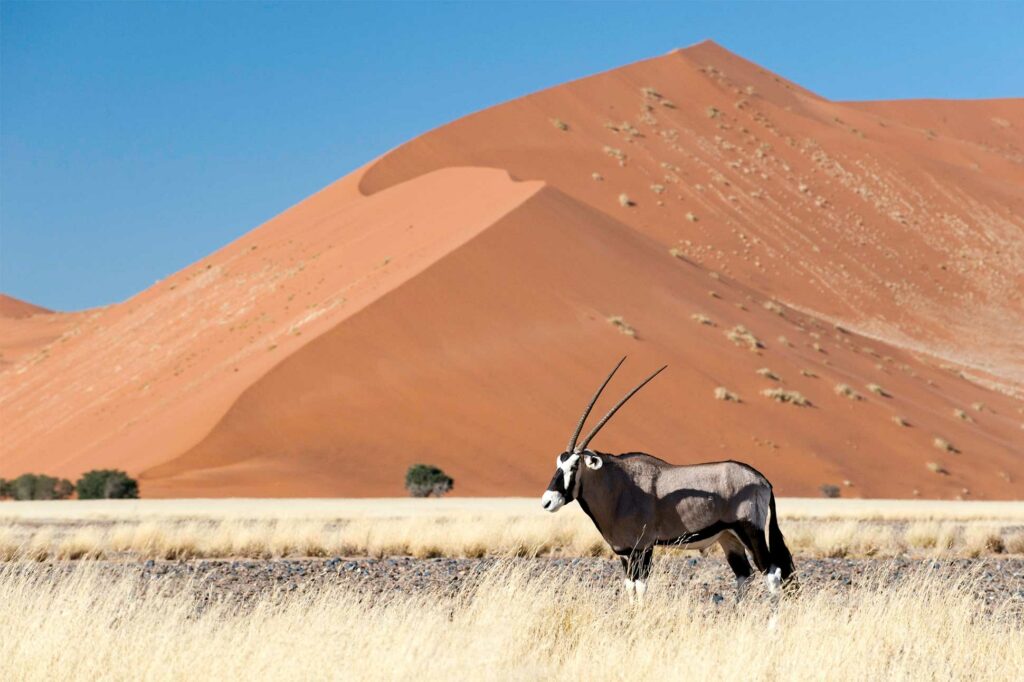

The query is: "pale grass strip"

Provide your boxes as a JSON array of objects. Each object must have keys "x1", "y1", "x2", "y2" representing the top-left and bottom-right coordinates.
[
  {"x1": 3, "y1": 497, "x2": 1024, "y2": 524},
  {"x1": 2, "y1": 515, "x2": 1023, "y2": 561}
]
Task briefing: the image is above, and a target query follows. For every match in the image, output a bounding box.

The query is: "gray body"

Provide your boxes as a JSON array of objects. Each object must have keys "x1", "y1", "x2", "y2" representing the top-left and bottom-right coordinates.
[{"x1": 572, "y1": 453, "x2": 771, "y2": 554}]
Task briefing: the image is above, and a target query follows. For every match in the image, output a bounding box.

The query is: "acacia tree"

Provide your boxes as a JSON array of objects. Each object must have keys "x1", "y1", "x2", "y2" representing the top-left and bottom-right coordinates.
[
  {"x1": 76, "y1": 469, "x2": 139, "y2": 499},
  {"x1": 404, "y1": 464, "x2": 454, "y2": 498}
]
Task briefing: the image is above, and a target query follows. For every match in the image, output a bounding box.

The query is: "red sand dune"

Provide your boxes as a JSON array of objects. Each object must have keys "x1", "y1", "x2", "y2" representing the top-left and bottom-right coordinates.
[{"x1": 2, "y1": 41, "x2": 1022, "y2": 499}]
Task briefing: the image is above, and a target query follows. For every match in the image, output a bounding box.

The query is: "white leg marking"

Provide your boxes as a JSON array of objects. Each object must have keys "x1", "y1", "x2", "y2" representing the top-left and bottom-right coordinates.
[
  {"x1": 623, "y1": 578, "x2": 635, "y2": 603},
  {"x1": 764, "y1": 565, "x2": 782, "y2": 595},
  {"x1": 635, "y1": 580, "x2": 647, "y2": 604}
]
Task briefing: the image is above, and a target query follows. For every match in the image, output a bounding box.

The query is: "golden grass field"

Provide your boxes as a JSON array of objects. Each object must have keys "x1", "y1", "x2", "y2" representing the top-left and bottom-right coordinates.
[
  {"x1": 2, "y1": 497, "x2": 1023, "y2": 560},
  {"x1": 2, "y1": 498, "x2": 1023, "y2": 680},
  {"x1": 2, "y1": 558, "x2": 1022, "y2": 680}
]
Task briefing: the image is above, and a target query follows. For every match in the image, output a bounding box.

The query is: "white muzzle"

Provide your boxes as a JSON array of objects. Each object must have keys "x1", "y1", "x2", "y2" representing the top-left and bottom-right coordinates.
[{"x1": 541, "y1": 490, "x2": 566, "y2": 512}]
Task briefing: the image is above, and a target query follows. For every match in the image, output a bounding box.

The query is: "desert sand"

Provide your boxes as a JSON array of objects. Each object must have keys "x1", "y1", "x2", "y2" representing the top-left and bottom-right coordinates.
[{"x1": 1, "y1": 41, "x2": 1022, "y2": 498}]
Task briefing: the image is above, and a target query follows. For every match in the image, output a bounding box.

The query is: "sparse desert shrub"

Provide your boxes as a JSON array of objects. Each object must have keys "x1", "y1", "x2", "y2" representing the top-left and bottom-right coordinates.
[
  {"x1": 606, "y1": 316, "x2": 636, "y2": 337},
  {"x1": 685, "y1": 211, "x2": 698, "y2": 222},
  {"x1": 550, "y1": 118, "x2": 569, "y2": 131},
  {"x1": 669, "y1": 247, "x2": 685, "y2": 259},
  {"x1": 933, "y1": 437, "x2": 959, "y2": 454},
  {"x1": 971, "y1": 402, "x2": 985, "y2": 412},
  {"x1": 706, "y1": 106, "x2": 720, "y2": 118},
  {"x1": 926, "y1": 461, "x2": 948, "y2": 475},
  {"x1": 591, "y1": 172, "x2": 603, "y2": 181},
  {"x1": 661, "y1": 99, "x2": 676, "y2": 109},
  {"x1": 953, "y1": 408, "x2": 972, "y2": 422},
  {"x1": 76, "y1": 469, "x2": 138, "y2": 500},
  {"x1": 777, "y1": 336, "x2": 792, "y2": 347},
  {"x1": 690, "y1": 313, "x2": 713, "y2": 326},
  {"x1": 761, "y1": 388, "x2": 810, "y2": 406},
  {"x1": 963, "y1": 526, "x2": 1005, "y2": 557},
  {"x1": 650, "y1": 184, "x2": 665, "y2": 194},
  {"x1": 819, "y1": 484, "x2": 841, "y2": 499},
  {"x1": 866, "y1": 383, "x2": 890, "y2": 397},
  {"x1": 906, "y1": 521, "x2": 957, "y2": 551},
  {"x1": 0, "y1": 478, "x2": 11, "y2": 500},
  {"x1": 835, "y1": 384, "x2": 861, "y2": 400},
  {"x1": 8, "y1": 473, "x2": 75, "y2": 501},
  {"x1": 756, "y1": 367, "x2": 780, "y2": 381},
  {"x1": 618, "y1": 193, "x2": 634, "y2": 207},
  {"x1": 763, "y1": 300, "x2": 784, "y2": 316},
  {"x1": 1006, "y1": 531, "x2": 1024, "y2": 554},
  {"x1": 800, "y1": 369, "x2": 817, "y2": 378},
  {"x1": 726, "y1": 325, "x2": 763, "y2": 351},
  {"x1": 641, "y1": 86, "x2": 661, "y2": 98},
  {"x1": 892, "y1": 416, "x2": 910, "y2": 427},
  {"x1": 404, "y1": 464, "x2": 454, "y2": 498},
  {"x1": 619, "y1": 122, "x2": 641, "y2": 137},
  {"x1": 714, "y1": 387, "x2": 740, "y2": 402},
  {"x1": 603, "y1": 146, "x2": 626, "y2": 162}
]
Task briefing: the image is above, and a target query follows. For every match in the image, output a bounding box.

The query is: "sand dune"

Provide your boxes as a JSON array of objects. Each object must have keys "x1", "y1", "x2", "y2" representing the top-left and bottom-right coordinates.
[{"x1": 2, "y1": 41, "x2": 1022, "y2": 498}]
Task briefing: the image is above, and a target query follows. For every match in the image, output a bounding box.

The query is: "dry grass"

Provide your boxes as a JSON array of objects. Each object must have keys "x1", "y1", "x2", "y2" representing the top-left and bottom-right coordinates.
[
  {"x1": 618, "y1": 193, "x2": 634, "y2": 207},
  {"x1": 867, "y1": 383, "x2": 891, "y2": 397},
  {"x1": 690, "y1": 312, "x2": 714, "y2": 325},
  {"x1": 606, "y1": 315, "x2": 636, "y2": 337},
  {"x1": 602, "y1": 145, "x2": 626, "y2": 163},
  {"x1": 761, "y1": 388, "x2": 811, "y2": 406},
  {"x1": 835, "y1": 383, "x2": 862, "y2": 400},
  {"x1": 3, "y1": 499, "x2": 1024, "y2": 563},
  {"x1": 892, "y1": 415, "x2": 910, "y2": 427},
  {"x1": 756, "y1": 367, "x2": 780, "y2": 380},
  {"x1": 550, "y1": 117, "x2": 569, "y2": 131},
  {"x1": 1, "y1": 562, "x2": 1021, "y2": 680},
  {"x1": 934, "y1": 437, "x2": 959, "y2": 454},
  {"x1": 725, "y1": 325, "x2": 763, "y2": 350},
  {"x1": 714, "y1": 386, "x2": 740, "y2": 402}
]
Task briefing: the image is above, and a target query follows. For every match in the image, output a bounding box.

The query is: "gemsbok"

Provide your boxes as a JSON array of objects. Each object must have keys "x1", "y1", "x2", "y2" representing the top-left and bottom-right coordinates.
[{"x1": 541, "y1": 357, "x2": 795, "y2": 600}]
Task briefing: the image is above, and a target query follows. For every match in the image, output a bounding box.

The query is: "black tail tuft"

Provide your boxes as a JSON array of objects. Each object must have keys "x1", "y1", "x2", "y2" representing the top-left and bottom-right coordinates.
[{"x1": 767, "y1": 491, "x2": 795, "y2": 583}]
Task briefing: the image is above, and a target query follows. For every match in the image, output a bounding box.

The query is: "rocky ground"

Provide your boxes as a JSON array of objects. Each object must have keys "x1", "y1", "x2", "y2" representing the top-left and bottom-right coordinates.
[{"x1": 4, "y1": 555, "x2": 1023, "y2": 617}]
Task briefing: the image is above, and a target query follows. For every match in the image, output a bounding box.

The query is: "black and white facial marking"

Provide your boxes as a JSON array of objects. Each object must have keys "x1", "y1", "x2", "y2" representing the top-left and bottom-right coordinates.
[{"x1": 541, "y1": 451, "x2": 602, "y2": 512}]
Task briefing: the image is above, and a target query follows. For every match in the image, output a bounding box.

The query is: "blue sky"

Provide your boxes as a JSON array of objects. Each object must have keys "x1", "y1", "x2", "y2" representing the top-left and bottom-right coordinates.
[{"x1": 3, "y1": 2, "x2": 1022, "y2": 311}]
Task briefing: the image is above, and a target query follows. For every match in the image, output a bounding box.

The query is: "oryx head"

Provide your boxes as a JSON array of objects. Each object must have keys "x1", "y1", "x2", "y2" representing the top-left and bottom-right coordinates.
[{"x1": 542, "y1": 357, "x2": 666, "y2": 512}]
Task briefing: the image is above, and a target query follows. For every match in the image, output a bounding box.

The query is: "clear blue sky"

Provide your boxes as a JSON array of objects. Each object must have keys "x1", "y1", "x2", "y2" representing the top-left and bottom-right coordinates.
[{"x1": 3, "y1": 2, "x2": 1021, "y2": 311}]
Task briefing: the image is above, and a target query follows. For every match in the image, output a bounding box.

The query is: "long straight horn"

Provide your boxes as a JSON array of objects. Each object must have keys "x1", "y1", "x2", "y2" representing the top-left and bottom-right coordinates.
[
  {"x1": 576, "y1": 365, "x2": 667, "y2": 452},
  {"x1": 567, "y1": 357, "x2": 627, "y2": 452}
]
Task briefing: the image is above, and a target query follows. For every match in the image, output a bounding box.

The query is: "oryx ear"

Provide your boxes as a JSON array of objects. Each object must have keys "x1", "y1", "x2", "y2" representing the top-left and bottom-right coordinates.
[{"x1": 583, "y1": 454, "x2": 603, "y2": 470}]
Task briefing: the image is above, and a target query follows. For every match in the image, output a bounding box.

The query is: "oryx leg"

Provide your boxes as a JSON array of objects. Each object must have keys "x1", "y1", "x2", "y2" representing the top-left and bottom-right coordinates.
[
  {"x1": 619, "y1": 547, "x2": 653, "y2": 603},
  {"x1": 718, "y1": 532, "x2": 753, "y2": 600},
  {"x1": 737, "y1": 522, "x2": 783, "y2": 595}
]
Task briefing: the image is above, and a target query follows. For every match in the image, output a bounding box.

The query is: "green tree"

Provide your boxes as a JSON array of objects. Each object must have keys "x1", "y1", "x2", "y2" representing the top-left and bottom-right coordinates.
[
  {"x1": 11, "y1": 474, "x2": 40, "y2": 501},
  {"x1": 76, "y1": 469, "x2": 139, "y2": 499},
  {"x1": 3, "y1": 474, "x2": 75, "y2": 500},
  {"x1": 404, "y1": 464, "x2": 454, "y2": 498}
]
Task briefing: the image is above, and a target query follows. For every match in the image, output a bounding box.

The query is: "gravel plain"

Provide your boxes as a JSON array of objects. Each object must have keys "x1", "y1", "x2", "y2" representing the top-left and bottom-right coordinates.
[{"x1": 4, "y1": 555, "x2": 1023, "y2": 616}]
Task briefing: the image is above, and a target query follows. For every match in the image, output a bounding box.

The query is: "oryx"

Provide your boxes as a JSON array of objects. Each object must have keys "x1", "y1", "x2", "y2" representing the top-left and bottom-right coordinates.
[{"x1": 542, "y1": 357, "x2": 795, "y2": 600}]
